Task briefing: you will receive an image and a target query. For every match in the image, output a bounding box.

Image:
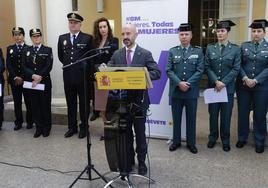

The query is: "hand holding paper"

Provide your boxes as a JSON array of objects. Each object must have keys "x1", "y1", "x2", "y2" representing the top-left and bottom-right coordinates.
[
  {"x1": 23, "y1": 81, "x2": 45, "y2": 91},
  {"x1": 204, "y1": 87, "x2": 228, "y2": 104}
]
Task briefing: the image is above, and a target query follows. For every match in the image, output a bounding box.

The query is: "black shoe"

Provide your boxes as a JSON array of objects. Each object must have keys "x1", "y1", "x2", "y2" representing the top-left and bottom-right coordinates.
[
  {"x1": 236, "y1": 141, "x2": 247, "y2": 148},
  {"x1": 138, "y1": 162, "x2": 147, "y2": 175},
  {"x1": 64, "y1": 129, "x2": 77, "y2": 138},
  {"x1": 33, "y1": 130, "x2": 42, "y2": 138},
  {"x1": 223, "y1": 144, "x2": 231, "y2": 152},
  {"x1": 78, "y1": 131, "x2": 86, "y2": 139},
  {"x1": 255, "y1": 146, "x2": 264, "y2": 153},
  {"x1": 26, "y1": 124, "x2": 33, "y2": 129},
  {"x1": 169, "y1": 143, "x2": 181, "y2": 151},
  {"x1": 42, "y1": 132, "x2": 50, "y2": 137},
  {"x1": 99, "y1": 135, "x2": 105, "y2": 141},
  {"x1": 14, "y1": 124, "x2": 22, "y2": 131},
  {"x1": 187, "y1": 145, "x2": 198, "y2": 154},
  {"x1": 90, "y1": 112, "x2": 99, "y2": 121},
  {"x1": 207, "y1": 141, "x2": 216, "y2": 149}
]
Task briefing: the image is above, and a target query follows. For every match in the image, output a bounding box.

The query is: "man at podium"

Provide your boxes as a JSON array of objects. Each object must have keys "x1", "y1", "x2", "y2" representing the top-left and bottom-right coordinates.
[{"x1": 108, "y1": 24, "x2": 161, "y2": 175}]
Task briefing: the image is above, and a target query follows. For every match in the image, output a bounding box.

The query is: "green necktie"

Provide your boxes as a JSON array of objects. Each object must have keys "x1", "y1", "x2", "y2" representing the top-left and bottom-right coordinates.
[
  {"x1": 182, "y1": 48, "x2": 186, "y2": 58},
  {"x1": 255, "y1": 42, "x2": 259, "y2": 51},
  {"x1": 220, "y1": 44, "x2": 225, "y2": 55}
]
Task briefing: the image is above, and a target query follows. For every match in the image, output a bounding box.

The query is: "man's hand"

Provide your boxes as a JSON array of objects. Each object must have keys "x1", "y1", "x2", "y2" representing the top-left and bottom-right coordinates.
[
  {"x1": 215, "y1": 80, "x2": 225, "y2": 92},
  {"x1": 31, "y1": 74, "x2": 42, "y2": 87},
  {"x1": 178, "y1": 81, "x2": 190, "y2": 92},
  {"x1": 14, "y1": 77, "x2": 24, "y2": 86}
]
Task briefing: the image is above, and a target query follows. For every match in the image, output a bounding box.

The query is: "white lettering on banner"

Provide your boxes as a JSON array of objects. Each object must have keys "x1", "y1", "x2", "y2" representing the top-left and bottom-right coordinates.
[{"x1": 121, "y1": 0, "x2": 188, "y2": 139}]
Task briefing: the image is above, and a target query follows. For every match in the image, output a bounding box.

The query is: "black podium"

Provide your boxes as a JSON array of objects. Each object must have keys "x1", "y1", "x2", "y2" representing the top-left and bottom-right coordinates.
[{"x1": 96, "y1": 67, "x2": 155, "y2": 188}]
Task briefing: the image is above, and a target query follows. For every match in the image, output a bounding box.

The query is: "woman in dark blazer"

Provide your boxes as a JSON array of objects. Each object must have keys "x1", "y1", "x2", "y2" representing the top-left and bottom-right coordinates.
[
  {"x1": 22, "y1": 29, "x2": 53, "y2": 138},
  {"x1": 90, "y1": 17, "x2": 119, "y2": 123},
  {"x1": 236, "y1": 19, "x2": 268, "y2": 153}
]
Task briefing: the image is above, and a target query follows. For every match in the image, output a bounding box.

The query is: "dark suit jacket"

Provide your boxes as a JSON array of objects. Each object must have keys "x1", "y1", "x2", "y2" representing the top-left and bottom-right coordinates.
[
  {"x1": 108, "y1": 45, "x2": 161, "y2": 109},
  {"x1": 22, "y1": 45, "x2": 53, "y2": 90},
  {"x1": 6, "y1": 44, "x2": 29, "y2": 85},
  {"x1": 57, "y1": 31, "x2": 93, "y2": 85}
]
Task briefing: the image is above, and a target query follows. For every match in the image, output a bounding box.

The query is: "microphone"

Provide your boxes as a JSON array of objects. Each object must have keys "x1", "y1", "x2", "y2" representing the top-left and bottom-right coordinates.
[
  {"x1": 80, "y1": 46, "x2": 111, "y2": 59},
  {"x1": 97, "y1": 46, "x2": 111, "y2": 50},
  {"x1": 96, "y1": 46, "x2": 111, "y2": 54}
]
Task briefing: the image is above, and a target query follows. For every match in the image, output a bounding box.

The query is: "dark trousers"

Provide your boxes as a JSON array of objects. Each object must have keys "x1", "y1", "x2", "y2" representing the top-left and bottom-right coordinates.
[
  {"x1": 64, "y1": 82, "x2": 89, "y2": 131},
  {"x1": 208, "y1": 94, "x2": 234, "y2": 145},
  {"x1": 126, "y1": 116, "x2": 147, "y2": 164},
  {"x1": 171, "y1": 98, "x2": 197, "y2": 146},
  {"x1": 27, "y1": 88, "x2": 51, "y2": 134},
  {"x1": 11, "y1": 85, "x2": 32, "y2": 125},
  {"x1": 237, "y1": 89, "x2": 268, "y2": 146}
]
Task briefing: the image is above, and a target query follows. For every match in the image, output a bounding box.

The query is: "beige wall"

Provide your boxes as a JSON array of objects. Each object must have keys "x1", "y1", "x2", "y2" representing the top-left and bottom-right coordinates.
[
  {"x1": 0, "y1": 0, "x2": 16, "y2": 95},
  {"x1": 78, "y1": 0, "x2": 122, "y2": 45},
  {"x1": 253, "y1": 0, "x2": 266, "y2": 19}
]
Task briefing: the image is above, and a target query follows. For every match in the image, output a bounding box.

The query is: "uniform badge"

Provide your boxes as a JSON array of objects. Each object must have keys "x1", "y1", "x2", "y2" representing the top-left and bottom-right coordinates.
[
  {"x1": 10, "y1": 49, "x2": 13, "y2": 54},
  {"x1": 245, "y1": 48, "x2": 248, "y2": 51},
  {"x1": 27, "y1": 51, "x2": 30, "y2": 56},
  {"x1": 63, "y1": 40, "x2": 67, "y2": 46},
  {"x1": 189, "y1": 54, "x2": 198, "y2": 59}
]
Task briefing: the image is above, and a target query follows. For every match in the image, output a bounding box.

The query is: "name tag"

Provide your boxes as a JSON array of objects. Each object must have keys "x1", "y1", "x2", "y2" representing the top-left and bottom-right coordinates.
[
  {"x1": 261, "y1": 51, "x2": 268, "y2": 53},
  {"x1": 189, "y1": 54, "x2": 198, "y2": 59},
  {"x1": 77, "y1": 43, "x2": 87, "y2": 47},
  {"x1": 38, "y1": 53, "x2": 48, "y2": 56}
]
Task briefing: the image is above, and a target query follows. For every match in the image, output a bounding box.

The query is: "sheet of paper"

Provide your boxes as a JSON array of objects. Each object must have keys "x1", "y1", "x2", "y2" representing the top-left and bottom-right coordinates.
[
  {"x1": 203, "y1": 87, "x2": 228, "y2": 104},
  {"x1": 23, "y1": 81, "x2": 45, "y2": 91}
]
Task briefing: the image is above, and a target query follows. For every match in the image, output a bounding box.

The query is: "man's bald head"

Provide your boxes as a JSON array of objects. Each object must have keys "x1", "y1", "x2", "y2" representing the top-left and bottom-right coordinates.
[
  {"x1": 122, "y1": 24, "x2": 138, "y2": 48},
  {"x1": 122, "y1": 24, "x2": 137, "y2": 33}
]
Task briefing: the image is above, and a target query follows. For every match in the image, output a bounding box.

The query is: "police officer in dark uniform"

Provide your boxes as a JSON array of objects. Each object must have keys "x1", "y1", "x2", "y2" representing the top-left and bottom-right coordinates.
[
  {"x1": 166, "y1": 23, "x2": 204, "y2": 154},
  {"x1": 205, "y1": 20, "x2": 240, "y2": 152},
  {"x1": 0, "y1": 48, "x2": 5, "y2": 130},
  {"x1": 6, "y1": 27, "x2": 33, "y2": 131},
  {"x1": 236, "y1": 19, "x2": 268, "y2": 153},
  {"x1": 22, "y1": 28, "x2": 53, "y2": 138},
  {"x1": 58, "y1": 13, "x2": 93, "y2": 138}
]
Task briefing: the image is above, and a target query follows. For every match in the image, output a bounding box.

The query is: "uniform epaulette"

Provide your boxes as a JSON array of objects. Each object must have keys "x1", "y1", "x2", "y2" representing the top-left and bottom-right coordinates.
[
  {"x1": 194, "y1": 45, "x2": 202, "y2": 49},
  {"x1": 172, "y1": 46, "x2": 179, "y2": 49},
  {"x1": 231, "y1": 43, "x2": 238, "y2": 47}
]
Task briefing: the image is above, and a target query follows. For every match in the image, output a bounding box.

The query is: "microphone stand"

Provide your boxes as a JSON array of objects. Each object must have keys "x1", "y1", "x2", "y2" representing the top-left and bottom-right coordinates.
[{"x1": 64, "y1": 51, "x2": 112, "y2": 188}]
